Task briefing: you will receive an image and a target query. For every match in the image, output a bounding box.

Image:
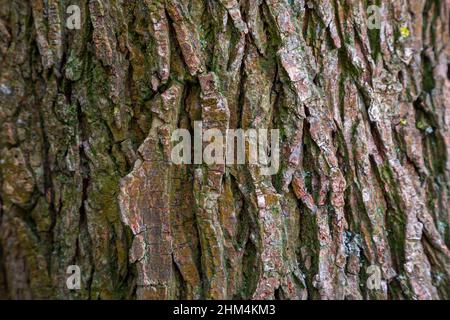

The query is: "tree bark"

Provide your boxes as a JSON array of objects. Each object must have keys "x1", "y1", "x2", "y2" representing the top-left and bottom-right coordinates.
[{"x1": 0, "y1": 0, "x2": 449, "y2": 300}]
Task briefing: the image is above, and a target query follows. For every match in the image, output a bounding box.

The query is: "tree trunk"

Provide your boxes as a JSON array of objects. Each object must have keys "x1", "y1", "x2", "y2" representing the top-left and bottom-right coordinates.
[{"x1": 0, "y1": 0, "x2": 449, "y2": 300}]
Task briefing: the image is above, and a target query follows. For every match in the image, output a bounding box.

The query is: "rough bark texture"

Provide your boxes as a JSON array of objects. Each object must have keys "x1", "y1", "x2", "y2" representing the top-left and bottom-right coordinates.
[{"x1": 0, "y1": 0, "x2": 449, "y2": 300}]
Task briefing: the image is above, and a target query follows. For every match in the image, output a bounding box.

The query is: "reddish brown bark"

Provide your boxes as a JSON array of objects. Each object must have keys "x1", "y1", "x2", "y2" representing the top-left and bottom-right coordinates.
[{"x1": 0, "y1": 0, "x2": 449, "y2": 299}]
